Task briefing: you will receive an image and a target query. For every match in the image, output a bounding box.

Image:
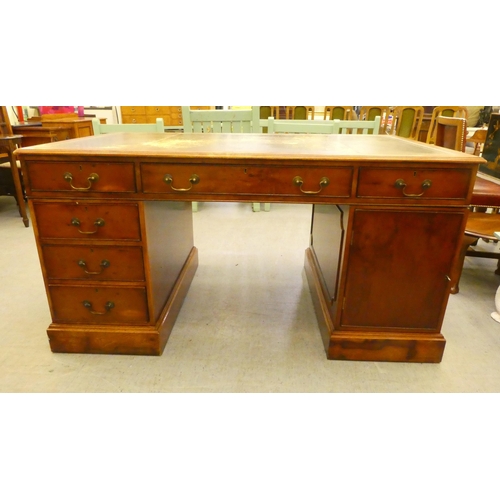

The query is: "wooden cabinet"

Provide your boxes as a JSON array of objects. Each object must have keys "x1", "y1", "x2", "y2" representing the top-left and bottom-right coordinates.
[
  {"x1": 17, "y1": 133, "x2": 484, "y2": 362},
  {"x1": 120, "y1": 106, "x2": 212, "y2": 126}
]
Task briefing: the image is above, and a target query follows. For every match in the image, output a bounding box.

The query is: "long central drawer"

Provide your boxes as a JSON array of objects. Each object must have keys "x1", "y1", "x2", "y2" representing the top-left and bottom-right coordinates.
[{"x1": 141, "y1": 163, "x2": 353, "y2": 197}]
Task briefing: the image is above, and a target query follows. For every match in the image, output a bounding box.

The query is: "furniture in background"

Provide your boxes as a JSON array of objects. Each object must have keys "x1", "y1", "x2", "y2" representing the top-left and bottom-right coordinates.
[
  {"x1": 480, "y1": 113, "x2": 500, "y2": 181},
  {"x1": 40, "y1": 113, "x2": 98, "y2": 139},
  {"x1": 11, "y1": 123, "x2": 71, "y2": 147},
  {"x1": 0, "y1": 106, "x2": 29, "y2": 227},
  {"x1": 426, "y1": 106, "x2": 468, "y2": 145},
  {"x1": 434, "y1": 116, "x2": 467, "y2": 152},
  {"x1": 431, "y1": 114, "x2": 500, "y2": 293},
  {"x1": 120, "y1": 106, "x2": 211, "y2": 128},
  {"x1": 266, "y1": 117, "x2": 381, "y2": 134},
  {"x1": 92, "y1": 118, "x2": 164, "y2": 135},
  {"x1": 358, "y1": 106, "x2": 391, "y2": 133},
  {"x1": 182, "y1": 106, "x2": 262, "y2": 212},
  {"x1": 16, "y1": 133, "x2": 484, "y2": 362},
  {"x1": 452, "y1": 212, "x2": 500, "y2": 294},
  {"x1": 323, "y1": 106, "x2": 354, "y2": 120},
  {"x1": 388, "y1": 106, "x2": 424, "y2": 140},
  {"x1": 468, "y1": 128, "x2": 487, "y2": 156}
]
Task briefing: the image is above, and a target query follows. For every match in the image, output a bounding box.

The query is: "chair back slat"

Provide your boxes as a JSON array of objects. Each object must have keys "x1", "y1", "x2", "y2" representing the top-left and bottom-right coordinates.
[
  {"x1": 265, "y1": 116, "x2": 381, "y2": 135},
  {"x1": 182, "y1": 107, "x2": 260, "y2": 133}
]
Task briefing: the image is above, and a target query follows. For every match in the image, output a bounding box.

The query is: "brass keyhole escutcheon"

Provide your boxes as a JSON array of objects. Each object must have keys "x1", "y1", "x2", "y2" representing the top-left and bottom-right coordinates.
[{"x1": 163, "y1": 174, "x2": 200, "y2": 191}]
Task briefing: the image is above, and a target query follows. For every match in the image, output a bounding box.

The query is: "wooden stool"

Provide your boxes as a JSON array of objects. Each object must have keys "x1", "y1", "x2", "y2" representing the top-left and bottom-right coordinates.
[{"x1": 451, "y1": 212, "x2": 500, "y2": 294}]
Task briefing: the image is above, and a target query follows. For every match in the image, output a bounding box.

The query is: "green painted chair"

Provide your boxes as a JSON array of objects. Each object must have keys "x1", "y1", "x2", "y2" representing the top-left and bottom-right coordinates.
[
  {"x1": 266, "y1": 116, "x2": 381, "y2": 135},
  {"x1": 181, "y1": 106, "x2": 263, "y2": 212},
  {"x1": 331, "y1": 116, "x2": 381, "y2": 135},
  {"x1": 92, "y1": 118, "x2": 165, "y2": 134}
]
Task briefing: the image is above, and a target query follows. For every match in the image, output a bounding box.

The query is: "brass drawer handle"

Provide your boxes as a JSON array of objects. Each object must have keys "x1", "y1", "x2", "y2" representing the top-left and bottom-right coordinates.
[
  {"x1": 164, "y1": 174, "x2": 200, "y2": 191},
  {"x1": 83, "y1": 300, "x2": 115, "y2": 315},
  {"x1": 63, "y1": 172, "x2": 99, "y2": 191},
  {"x1": 394, "y1": 178, "x2": 432, "y2": 197},
  {"x1": 78, "y1": 259, "x2": 110, "y2": 275},
  {"x1": 293, "y1": 176, "x2": 330, "y2": 194},
  {"x1": 71, "y1": 217, "x2": 105, "y2": 234}
]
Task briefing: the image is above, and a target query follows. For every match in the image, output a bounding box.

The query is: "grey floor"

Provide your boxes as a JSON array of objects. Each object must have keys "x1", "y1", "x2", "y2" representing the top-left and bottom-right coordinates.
[{"x1": 1, "y1": 196, "x2": 500, "y2": 393}]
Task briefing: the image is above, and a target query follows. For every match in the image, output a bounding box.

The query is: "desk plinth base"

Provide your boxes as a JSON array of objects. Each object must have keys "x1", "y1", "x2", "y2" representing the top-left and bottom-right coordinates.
[
  {"x1": 304, "y1": 248, "x2": 446, "y2": 363},
  {"x1": 47, "y1": 247, "x2": 198, "y2": 356}
]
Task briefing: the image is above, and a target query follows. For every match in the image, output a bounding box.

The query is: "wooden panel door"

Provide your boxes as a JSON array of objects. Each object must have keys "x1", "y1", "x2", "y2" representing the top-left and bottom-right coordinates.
[{"x1": 339, "y1": 208, "x2": 466, "y2": 330}]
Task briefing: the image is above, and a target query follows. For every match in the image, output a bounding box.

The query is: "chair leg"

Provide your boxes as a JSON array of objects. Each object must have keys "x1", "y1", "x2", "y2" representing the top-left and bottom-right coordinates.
[
  {"x1": 263, "y1": 203, "x2": 271, "y2": 212},
  {"x1": 9, "y1": 154, "x2": 29, "y2": 227},
  {"x1": 252, "y1": 203, "x2": 261, "y2": 212},
  {"x1": 192, "y1": 202, "x2": 198, "y2": 212},
  {"x1": 450, "y1": 235, "x2": 478, "y2": 294}
]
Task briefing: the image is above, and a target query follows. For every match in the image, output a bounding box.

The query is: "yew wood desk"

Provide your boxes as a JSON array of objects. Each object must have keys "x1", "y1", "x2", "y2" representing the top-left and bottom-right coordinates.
[{"x1": 15, "y1": 133, "x2": 485, "y2": 363}]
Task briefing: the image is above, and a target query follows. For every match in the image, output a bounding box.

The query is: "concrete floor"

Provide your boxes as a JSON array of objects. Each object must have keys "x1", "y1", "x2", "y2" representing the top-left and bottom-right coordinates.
[{"x1": 1, "y1": 196, "x2": 500, "y2": 392}]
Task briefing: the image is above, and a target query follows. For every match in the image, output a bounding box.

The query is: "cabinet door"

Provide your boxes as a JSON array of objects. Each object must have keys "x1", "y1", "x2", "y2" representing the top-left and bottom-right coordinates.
[{"x1": 340, "y1": 208, "x2": 465, "y2": 330}]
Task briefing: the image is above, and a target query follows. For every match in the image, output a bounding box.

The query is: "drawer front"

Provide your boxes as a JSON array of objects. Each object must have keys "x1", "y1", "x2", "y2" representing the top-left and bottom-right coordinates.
[
  {"x1": 42, "y1": 245, "x2": 145, "y2": 281},
  {"x1": 49, "y1": 285, "x2": 149, "y2": 324},
  {"x1": 145, "y1": 106, "x2": 181, "y2": 115},
  {"x1": 121, "y1": 106, "x2": 146, "y2": 115},
  {"x1": 357, "y1": 167, "x2": 472, "y2": 200},
  {"x1": 122, "y1": 114, "x2": 147, "y2": 124},
  {"x1": 34, "y1": 202, "x2": 142, "y2": 241},
  {"x1": 141, "y1": 163, "x2": 353, "y2": 198},
  {"x1": 25, "y1": 161, "x2": 136, "y2": 193},
  {"x1": 146, "y1": 115, "x2": 182, "y2": 125}
]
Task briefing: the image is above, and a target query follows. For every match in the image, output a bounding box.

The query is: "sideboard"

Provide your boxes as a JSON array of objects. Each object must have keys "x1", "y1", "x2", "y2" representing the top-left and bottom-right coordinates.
[{"x1": 15, "y1": 133, "x2": 485, "y2": 362}]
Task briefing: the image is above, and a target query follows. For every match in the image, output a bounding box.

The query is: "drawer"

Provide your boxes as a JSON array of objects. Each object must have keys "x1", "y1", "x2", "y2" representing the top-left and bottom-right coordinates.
[
  {"x1": 41, "y1": 244, "x2": 145, "y2": 281},
  {"x1": 121, "y1": 106, "x2": 146, "y2": 115},
  {"x1": 49, "y1": 285, "x2": 149, "y2": 324},
  {"x1": 141, "y1": 163, "x2": 353, "y2": 198},
  {"x1": 145, "y1": 106, "x2": 180, "y2": 115},
  {"x1": 25, "y1": 161, "x2": 136, "y2": 193},
  {"x1": 145, "y1": 115, "x2": 181, "y2": 125},
  {"x1": 33, "y1": 202, "x2": 142, "y2": 241},
  {"x1": 122, "y1": 114, "x2": 147, "y2": 124},
  {"x1": 357, "y1": 167, "x2": 472, "y2": 200}
]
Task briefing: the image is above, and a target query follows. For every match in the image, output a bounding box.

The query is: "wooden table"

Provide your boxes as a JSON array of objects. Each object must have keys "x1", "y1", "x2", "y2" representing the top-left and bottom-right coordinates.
[
  {"x1": 15, "y1": 133, "x2": 485, "y2": 362},
  {"x1": 452, "y1": 212, "x2": 500, "y2": 294}
]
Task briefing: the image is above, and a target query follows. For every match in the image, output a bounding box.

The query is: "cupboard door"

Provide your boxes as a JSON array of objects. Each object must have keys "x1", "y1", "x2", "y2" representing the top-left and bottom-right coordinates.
[{"x1": 340, "y1": 208, "x2": 465, "y2": 330}]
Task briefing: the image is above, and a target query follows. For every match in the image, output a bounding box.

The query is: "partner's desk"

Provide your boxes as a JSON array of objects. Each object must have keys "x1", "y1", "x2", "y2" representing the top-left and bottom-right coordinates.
[{"x1": 16, "y1": 133, "x2": 485, "y2": 363}]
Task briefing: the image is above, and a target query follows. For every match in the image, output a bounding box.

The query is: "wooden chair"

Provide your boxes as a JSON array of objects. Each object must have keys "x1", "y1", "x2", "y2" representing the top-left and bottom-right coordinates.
[
  {"x1": 468, "y1": 128, "x2": 487, "y2": 155},
  {"x1": 426, "y1": 106, "x2": 468, "y2": 145},
  {"x1": 323, "y1": 106, "x2": 354, "y2": 120},
  {"x1": 181, "y1": 106, "x2": 262, "y2": 211},
  {"x1": 92, "y1": 118, "x2": 165, "y2": 134},
  {"x1": 359, "y1": 106, "x2": 391, "y2": 133},
  {"x1": 434, "y1": 115, "x2": 467, "y2": 152},
  {"x1": 0, "y1": 106, "x2": 29, "y2": 227},
  {"x1": 432, "y1": 115, "x2": 500, "y2": 292},
  {"x1": 388, "y1": 106, "x2": 424, "y2": 140}
]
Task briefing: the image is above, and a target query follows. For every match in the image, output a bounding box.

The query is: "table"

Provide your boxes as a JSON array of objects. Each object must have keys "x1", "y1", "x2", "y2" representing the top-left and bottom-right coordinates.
[
  {"x1": 15, "y1": 133, "x2": 485, "y2": 362},
  {"x1": 452, "y1": 212, "x2": 500, "y2": 294}
]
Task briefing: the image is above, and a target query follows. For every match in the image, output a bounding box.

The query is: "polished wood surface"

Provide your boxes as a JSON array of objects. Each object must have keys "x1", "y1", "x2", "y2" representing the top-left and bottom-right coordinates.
[
  {"x1": 451, "y1": 212, "x2": 500, "y2": 294},
  {"x1": 16, "y1": 133, "x2": 485, "y2": 362}
]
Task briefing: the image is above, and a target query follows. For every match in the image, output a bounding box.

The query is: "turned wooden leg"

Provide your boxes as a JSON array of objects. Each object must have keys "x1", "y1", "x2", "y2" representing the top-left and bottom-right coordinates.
[{"x1": 450, "y1": 234, "x2": 478, "y2": 294}]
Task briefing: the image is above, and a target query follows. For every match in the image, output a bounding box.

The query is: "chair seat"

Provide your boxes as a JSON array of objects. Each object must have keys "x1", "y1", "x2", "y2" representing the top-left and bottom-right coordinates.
[{"x1": 470, "y1": 176, "x2": 500, "y2": 207}]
